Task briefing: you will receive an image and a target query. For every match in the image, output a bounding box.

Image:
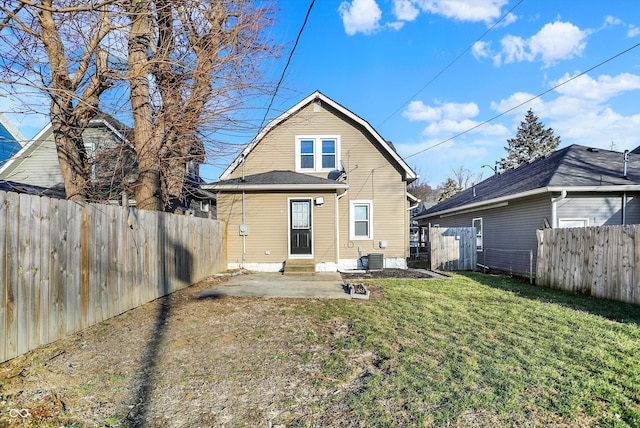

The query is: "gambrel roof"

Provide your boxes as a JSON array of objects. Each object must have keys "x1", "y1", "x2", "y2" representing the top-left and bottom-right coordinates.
[
  {"x1": 220, "y1": 91, "x2": 417, "y2": 183},
  {"x1": 416, "y1": 144, "x2": 640, "y2": 219}
]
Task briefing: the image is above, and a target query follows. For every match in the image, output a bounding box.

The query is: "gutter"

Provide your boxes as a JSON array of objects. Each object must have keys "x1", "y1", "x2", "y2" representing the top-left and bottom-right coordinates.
[{"x1": 204, "y1": 183, "x2": 349, "y2": 192}]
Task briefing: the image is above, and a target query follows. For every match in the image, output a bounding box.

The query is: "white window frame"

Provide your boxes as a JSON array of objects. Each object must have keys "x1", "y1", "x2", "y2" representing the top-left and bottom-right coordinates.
[
  {"x1": 473, "y1": 217, "x2": 483, "y2": 252},
  {"x1": 558, "y1": 218, "x2": 589, "y2": 228},
  {"x1": 288, "y1": 197, "x2": 314, "y2": 258},
  {"x1": 350, "y1": 200, "x2": 373, "y2": 240},
  {"x1": 295, "y1": 135, "x2": 340, "y2": 172}
]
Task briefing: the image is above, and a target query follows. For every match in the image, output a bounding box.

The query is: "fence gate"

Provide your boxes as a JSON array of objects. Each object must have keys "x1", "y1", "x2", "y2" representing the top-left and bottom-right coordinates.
[{"x1": 427, "y1": 226, "x2": 477, "y2": 271}]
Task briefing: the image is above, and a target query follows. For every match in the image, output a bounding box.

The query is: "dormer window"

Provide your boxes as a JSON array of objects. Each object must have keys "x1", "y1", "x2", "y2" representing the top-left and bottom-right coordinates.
[{"x1": 295, "y1": 135, "x2": 340, "y2": 172}]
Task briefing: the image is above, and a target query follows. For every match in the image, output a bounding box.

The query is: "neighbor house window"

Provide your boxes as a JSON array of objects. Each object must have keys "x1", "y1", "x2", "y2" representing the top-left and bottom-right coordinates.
[
  {"x1": 473, "y1": 218, "x2": 483, "y2": 251},
  {"x1": 296, "y1": 136, "x2": 339, "y2": 172},
  {"x1": 558, "y1": 218, "x2": 589, "y2": 228},
  {"x1": 350, "y1": 200, "x2": 373, "y2": 240}
]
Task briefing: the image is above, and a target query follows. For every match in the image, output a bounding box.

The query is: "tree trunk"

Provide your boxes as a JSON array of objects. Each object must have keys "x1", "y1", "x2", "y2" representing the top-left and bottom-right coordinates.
[{"x1": 128, "y1": 0, "x2": 162, "y2": 211}]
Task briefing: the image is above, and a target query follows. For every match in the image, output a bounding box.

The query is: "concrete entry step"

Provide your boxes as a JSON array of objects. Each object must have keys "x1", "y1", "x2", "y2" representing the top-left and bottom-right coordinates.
[{"x1": 284, "y1": 258, "x2": 315, "y2": 275}]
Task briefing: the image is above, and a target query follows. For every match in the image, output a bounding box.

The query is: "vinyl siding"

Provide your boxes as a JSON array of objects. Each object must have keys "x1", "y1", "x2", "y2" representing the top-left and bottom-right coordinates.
[
  {"x1": 217, "y1": 190, "x2": 337, "y2": 265},
  {"x1": 626, "y1": 195, "x2": 640, "y2": 224},
  {"x1": 0, "y1": 125, "x2": 131, "y2": 190},
  {"x1": 556, "y1": 193, "x2": 636, "y2": 226},
  {"x1": 421, "y1": 193, "x2": 551, "y2": 275},
  {"x1": 0, "y1": 127, "x2": 63, "y2": 187},
  {"x1": 227, "y1": 101, "x2": 409, "y2": 262}
]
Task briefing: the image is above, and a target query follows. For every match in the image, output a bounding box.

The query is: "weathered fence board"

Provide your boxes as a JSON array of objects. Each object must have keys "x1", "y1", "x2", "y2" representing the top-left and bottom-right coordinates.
[
  {"x1": 537, "y1": 225, "x2": 640, "y2": 306},
  {"x1": 428, "y1": 227, "x2": 476, "y2": 271},
  {"x1": 0, "y1": 192, "x2": 7, "y2": 363},
  {"x1": 0, "y1": 191, "x2": 226, "y2": 363}
]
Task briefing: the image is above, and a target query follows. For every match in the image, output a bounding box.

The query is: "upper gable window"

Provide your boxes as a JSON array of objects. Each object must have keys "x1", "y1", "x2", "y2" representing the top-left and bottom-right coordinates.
[{"x1": 295, "y1": 136, "x2": 339, "y2": 172}]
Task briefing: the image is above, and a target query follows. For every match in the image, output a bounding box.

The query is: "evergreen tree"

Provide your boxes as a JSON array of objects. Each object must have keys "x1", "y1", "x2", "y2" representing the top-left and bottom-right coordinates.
[
  {"x1": 498, "y1": 109, "x2": 560, "y2": 170},
  {"x1": 437, "y1": 178, "x2": 462, "y2": 202}
]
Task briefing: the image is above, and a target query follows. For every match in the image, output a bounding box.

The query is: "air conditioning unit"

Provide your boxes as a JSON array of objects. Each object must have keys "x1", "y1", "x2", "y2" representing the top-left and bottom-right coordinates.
[{"x1": 367, "y1": 253, "x2": 384, "y2": 270}]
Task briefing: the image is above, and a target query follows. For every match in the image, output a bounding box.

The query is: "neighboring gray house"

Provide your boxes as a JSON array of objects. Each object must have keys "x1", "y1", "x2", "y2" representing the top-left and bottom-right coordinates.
[
  {"x1": 0, "y1": 113, "x2": 25, "y2": 167},
  {"x1": 414, "y1": 145, "x2": 640, "y2": 276},
  {"x1": 0, "y1": 112, "x2": 136, "y2": 201},
  {"x1": 0, "y1": 113, "x2": 216, "y2": 216}
]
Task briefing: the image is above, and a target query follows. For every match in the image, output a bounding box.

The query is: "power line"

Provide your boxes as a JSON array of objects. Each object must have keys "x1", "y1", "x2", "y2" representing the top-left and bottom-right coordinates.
[
  {"x1": 404, "y1": 41, "x2": 640, "y2": 160},
  {"x1": 257, "y1": 0, "x2": 315, "y2": 132},
  {"x1": 377, "y1": 0, "x2": 526, "y2": 129}
]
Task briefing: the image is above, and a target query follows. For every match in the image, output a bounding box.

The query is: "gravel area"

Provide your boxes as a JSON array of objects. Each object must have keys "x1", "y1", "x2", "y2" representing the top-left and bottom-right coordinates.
[{"x1": 0, "y1": 269, "x2": 434, "y2": 427}]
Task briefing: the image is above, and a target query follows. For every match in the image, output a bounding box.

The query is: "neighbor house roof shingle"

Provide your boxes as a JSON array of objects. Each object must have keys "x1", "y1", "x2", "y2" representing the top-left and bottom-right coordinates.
[{"x1": 417, "y1": 145, "x2": 640, "y2": 219}]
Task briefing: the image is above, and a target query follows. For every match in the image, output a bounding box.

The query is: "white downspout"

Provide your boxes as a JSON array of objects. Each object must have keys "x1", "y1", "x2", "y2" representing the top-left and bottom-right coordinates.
[
  {"x1": 622, "y1": 191, "x2": 627, "y2": 225},
  {"x1": 335, "y1": 193, "x2": 340, "y2": 271},
  {"x1": 241, "y1": 155, "x2": 246, "y2": 263},
  {"x1": 551, "y1": 190, "x2": 567, "y2": 228}
]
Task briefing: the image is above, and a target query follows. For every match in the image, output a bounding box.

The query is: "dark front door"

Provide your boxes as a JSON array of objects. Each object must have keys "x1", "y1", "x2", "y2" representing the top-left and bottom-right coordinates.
[{"x1": 290, "y1": 199, "x2": 312, "y2": 255}]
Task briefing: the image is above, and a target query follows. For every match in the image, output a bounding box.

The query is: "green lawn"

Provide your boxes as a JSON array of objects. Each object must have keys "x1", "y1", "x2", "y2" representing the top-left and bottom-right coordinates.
[{"x1": 303, "y1": 273, "x2": 640, "y2": 427}]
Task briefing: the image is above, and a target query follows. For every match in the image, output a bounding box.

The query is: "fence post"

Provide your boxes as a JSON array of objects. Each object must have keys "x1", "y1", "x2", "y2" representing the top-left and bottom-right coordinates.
[{"x1": 529, "y1": 249, "x2": 533, "y2": 284}]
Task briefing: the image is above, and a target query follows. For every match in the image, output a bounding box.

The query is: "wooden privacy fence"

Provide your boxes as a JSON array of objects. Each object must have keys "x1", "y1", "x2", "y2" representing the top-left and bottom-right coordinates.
[
  {"x1": 536, "y1": 226, "x2": 640, "y2": 306},
  {"x1": 428, "y1": 227, "x2": 476, "y2": 271},
  {"x1": 0, "y1": 190, "x2": 226, "y2": 363}
]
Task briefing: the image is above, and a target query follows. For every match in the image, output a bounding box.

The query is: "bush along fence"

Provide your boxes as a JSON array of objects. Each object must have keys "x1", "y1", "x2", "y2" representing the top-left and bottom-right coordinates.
[
  {"x1": 0, "y1": 190, "x2": 226, "y2": 363},
  {"x1": 536, "y1": 225, "x2": 640, "y2": 306}
]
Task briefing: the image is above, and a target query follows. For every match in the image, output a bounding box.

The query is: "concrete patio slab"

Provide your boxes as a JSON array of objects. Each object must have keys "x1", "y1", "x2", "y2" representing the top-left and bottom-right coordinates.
[{"x1": 198, "y1": 271, "x2": 350, "y2": 299}]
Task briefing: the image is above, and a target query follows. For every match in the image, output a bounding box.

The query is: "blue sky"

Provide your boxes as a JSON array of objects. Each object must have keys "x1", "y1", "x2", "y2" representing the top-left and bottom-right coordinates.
[
  {"x1": 243, "y1": 0, "x2": 640, "y2": 187},
  {"x1": 4, "y1": 0, "x2": 640, "y2": 188}
]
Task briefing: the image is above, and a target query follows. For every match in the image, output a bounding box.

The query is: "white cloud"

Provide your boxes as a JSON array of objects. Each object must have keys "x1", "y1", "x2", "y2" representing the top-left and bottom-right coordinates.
[
  {"x1": 628, "y1": 25, "x2": 640, "y2": 38},
  {"x1": 413, "y1": 0, "x2": 509, "y2": 23},
  {"x1": 403, "y1": 99, "x2": 507, "y2": 141},
  {"x1": 529, "y1": 21, "x2": 587, "y2": 67},
  {"x1": 472, "y1": 40, "x2": 491, "y2": 59},
  {"x1": 393, "y1": 0, "x2": 420, "y2": 21},
  {"x1": 345, "y1": 0, "x2": 512, "y2": 36},
  {"x1": 496, "y1": 12, "x2": 517, "y2": 27},
  {"x1": 551, "y1": 72, "x2": 640, "y2": 102},
  {"x1": 403, "y1": 100, "x2": 479, "y2": 122},
  {"x1": 421, "y1": 118, "x2": 507, "y2": 138},
  {"x1": 500, "y1": 34, "x2": 533, "y2": 63},
  {"x1": 386, "y1": 21, "x2": 406, "y2": 31},
  {"x1": 490, "y1": 72, "x2": 640, "y2": 153},
  {"x1": 492, "y1": 21, "x2": 587, "y2": 68},
  {"x1": 604, "y1": 15, "x2": 622, "y2": 26},
  {"x1": 338, "y1": 0, "x2": 382, "y2": 36}
]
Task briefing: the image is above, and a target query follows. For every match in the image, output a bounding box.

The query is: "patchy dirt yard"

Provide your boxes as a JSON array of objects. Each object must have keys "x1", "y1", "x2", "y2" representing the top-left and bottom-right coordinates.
[{"x1": 0, "y1": 270, "x2": 428, "y2": 427}]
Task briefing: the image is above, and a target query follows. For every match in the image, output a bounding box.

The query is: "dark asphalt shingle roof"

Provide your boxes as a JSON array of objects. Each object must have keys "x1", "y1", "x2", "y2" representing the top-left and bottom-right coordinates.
[
  {"x1": 208, "y1": 170, "x2": 347, "y2": 188},
  {"x1": 420, "y1": 144, "x2": 640, "y2": 217}
]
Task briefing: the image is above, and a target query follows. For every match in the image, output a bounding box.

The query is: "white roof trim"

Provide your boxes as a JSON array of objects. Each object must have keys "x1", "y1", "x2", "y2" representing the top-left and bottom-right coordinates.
[
  {"x1": 0, "y1": 113, "x2": 26, "y2": 146},
  {"x1": 203, "y1": 182, "x2": 349, "y2": 191},
  {"x1": 414, "y1": 185, "x2": 640, "y2": 220},
  {"x1": 89, "y1": 118, "x2": 129, "y2": 143},
  {"x1": 220, "y1": 91, "x2": 417, "y2": 181},
  {"x1": 0, "y1": 123, "x2": 52, "y2": 176}
]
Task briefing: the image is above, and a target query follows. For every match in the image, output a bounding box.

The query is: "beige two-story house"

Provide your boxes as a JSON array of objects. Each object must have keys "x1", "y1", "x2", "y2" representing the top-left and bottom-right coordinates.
[{"x1": 206, "y1": 91, "x2": 418, "y2": 272}]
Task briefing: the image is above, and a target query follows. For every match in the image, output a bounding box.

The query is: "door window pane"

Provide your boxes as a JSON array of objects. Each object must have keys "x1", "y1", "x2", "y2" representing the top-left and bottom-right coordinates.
[{"x1": 292, "y1": 201, "x2": 310, "y2": 229}]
